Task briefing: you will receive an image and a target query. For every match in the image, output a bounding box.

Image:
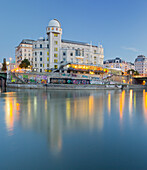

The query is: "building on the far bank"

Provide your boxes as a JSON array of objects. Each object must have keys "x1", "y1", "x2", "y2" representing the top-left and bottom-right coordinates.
[
  {"x1": 15, "y1": 39, "x2": 34, "y2": 67},
  {"x1": 15, "y1": 19, "x2": 104, "y2": 73},
  {"x1": 134, "y1": 55, "x2": 147, "y2": 75},
  {"x1": 103, "y1": 57, "x2": 134, "y2": 73}
]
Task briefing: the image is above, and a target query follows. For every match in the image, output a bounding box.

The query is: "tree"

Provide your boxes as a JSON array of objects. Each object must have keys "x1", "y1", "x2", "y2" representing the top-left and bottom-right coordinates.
[
  {"x1": 2, "y1": 58, "x2": 7, "y2": 71},
  {"x1": 19, "y1": 59, "x2": 30, "y2": 69},
  {"x1": 127, "y1": 69, "x2": 139, "y2": 76}
]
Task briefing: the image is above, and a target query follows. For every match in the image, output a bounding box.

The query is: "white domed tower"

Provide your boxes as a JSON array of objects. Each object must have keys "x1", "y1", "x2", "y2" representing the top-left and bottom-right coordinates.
[{"x1": 46, "y1": 19, "x2": 62, "y2": 69}]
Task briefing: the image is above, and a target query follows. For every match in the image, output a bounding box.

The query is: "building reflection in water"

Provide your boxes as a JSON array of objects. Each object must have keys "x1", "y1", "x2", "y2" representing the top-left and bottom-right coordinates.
[
  {"x1": 119, "y1": 90, "x2": 125, "y2": 120},
  {"x1": 3, "y1": 90, "x2": 123, "y2": 153}
]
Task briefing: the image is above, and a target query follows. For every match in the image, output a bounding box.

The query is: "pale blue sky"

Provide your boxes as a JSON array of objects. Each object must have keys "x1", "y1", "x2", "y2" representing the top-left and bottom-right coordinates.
[{"x1": 0, "y1": 0, "x2": 147, "y2": 62}]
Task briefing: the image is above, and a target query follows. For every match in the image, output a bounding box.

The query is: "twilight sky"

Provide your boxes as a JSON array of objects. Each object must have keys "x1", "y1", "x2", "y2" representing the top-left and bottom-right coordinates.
[{"x1": 0, "y1": 0, "x2": 147, "y2": 62}]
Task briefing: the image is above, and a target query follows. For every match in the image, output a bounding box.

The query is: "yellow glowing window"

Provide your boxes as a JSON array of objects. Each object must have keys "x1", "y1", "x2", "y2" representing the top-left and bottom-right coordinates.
[
  {"x1": 52, "y1": 27, "x2": 54, "y2": 30},
  {"x1": 54, "y1": 65, "x2": 58, "y2": 69},
  {"x1": 47, "y1": 64, "x2": 49, "y2": 67},
  {"x1": 54, "y1": 59, "x2": 58, "y2": 63},
  {"x1": 43, "y1": 64, "x2": 44, "y2": 67},
  {"x1": 54, "y1": 41, "x2": 58, "y2": 45},
  {"x1": 54, "y1": 34, "x2": 58, "y2": 37},
  {"x1": 54, "y1": 48, "x2": 58, "y2": 51},
  {"x1": 54, "y1": 54, "x2": 58, "y2": 57},
  {"x1": 47, "y1": 51, "x2": 49, "y2": 55},
  {"x1": 94, "y1": 56, "x2": 96, "y2": 59},
  {"x1": 47, "y1": 57, "x2": 49, "y2": 61}
]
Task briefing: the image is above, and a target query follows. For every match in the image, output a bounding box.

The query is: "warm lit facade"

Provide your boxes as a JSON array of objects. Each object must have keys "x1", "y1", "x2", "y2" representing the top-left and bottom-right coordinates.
[
  {"x1": 15, "y1": 39, "x2": 34, "y2": 67},
  {"x1": 15, "y1": 19, "x2": 104, "y2": 72},
  {"x1": 135, "y1": 55, "x2": 147, "y2": 75},
  {"x1": 103, "y1": 57, "x2": 134, "y2": 73}
]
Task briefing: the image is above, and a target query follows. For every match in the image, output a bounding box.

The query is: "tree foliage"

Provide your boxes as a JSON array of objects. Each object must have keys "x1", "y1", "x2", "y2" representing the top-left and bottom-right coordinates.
[
  {"x1": 2, "y1": 58, "x2": 7, "y2": 71},
  {"x1": 19, "y1": 59, "x2": 30, "y2": 69},
  {"x1": 127, "y1": 69, "x2": 139, "y2": 75}
]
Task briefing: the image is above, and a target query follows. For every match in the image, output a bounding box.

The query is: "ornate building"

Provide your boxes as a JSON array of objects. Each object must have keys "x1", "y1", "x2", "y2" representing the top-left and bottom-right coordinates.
[
  {"x1": 16, "y1": 19, "x2": 104, "y2": 73},
  {"x1": 103, "y1": 57, "x2": 134, "y2": 73}
]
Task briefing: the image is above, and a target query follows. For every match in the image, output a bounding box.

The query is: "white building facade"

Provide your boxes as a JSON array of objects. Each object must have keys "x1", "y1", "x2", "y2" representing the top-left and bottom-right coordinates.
[
  {"x1": 16, "y1": 19, "x2": 104, "y2": 73},
  {"x1": 135, "y1": 55, "x2": 147, "y2": 75},
  {"x1": 103, "y1": 57, "x2": 134, "y2": 73},
  {"x1": 15, "y1": 39, "x2": 34, "y2": 67}
]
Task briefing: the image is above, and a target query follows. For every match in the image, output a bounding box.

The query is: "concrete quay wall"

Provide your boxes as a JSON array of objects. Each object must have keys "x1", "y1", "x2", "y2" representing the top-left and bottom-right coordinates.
[{"x1": 6, "y1": 83, "x2": 146, "y2": 90}]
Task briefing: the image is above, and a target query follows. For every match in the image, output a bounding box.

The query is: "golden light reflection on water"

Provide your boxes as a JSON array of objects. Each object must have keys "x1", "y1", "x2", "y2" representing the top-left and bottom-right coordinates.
[
  {"x1": 89, "y1": 95, "x2": 94, "y2": 115},
  {"x1": 134, "y1": 92, "x2": 136, "y2": 110},
  {"x1": 66, "y1": 98, "x2": 71, "y2": 123},
  {"x1": 5, "y1": 98, "x2": 14, "y2": 135},
  {"x1": 119, "y1": 90, "x2": 125, "y2": 120},
  {"x1": 129, "y1": 90, "x2": 133, "y2": 117},
  {"x1": 4, "y1": 93, "x2": 21, "y2": 136},
  {"x1": 108, "y1": 93, "x2": 111, "y2": 115},
  {"x1": 143, "y1": 89, "x2": 147, "y2": 121}
]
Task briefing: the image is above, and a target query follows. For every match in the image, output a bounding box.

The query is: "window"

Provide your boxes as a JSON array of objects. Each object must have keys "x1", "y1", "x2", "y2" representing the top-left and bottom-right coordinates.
[
  {"x1": 54, "y1": 34, "x2": 58, "y2": 37},
  {"x1": 94, "y1": 56, "x2": 97, "y2": 59},
  {"x1": 63, "y1": 58, "x2": 66, "y2": 61},
  {"x1": 54, "y1": 59, "x2": 58, "y2": 63},
  {"x1": 35, "y1": 58, "x2": 37, "y2": 61},
  {"x1": 40, "y1": 52, "x2": 42, "y2": 55},
  {"x1": 63, "y1": 52, "x2": 66, "y2": 56},
  {"x1": 35, "y1": 45, "x2": 37, "y2": 48},
  {"x1": 40, "y1": 44, "x2": 42, "y2": 48},
  {"x1": 82, "y1": 49, "x2": 84, "y2": 56},
  {"x1": 94, "y1": 61, "x2": 96, "y2": 65},
  {"x1": 47, "y1": 64, "x2": 49, "y2": 67},
  {"x1": 40, "y1": 57, "x2": 42, "y2": 61},
  {"x1": 54, "y1": 65, "x2": 58, "y2": 69},
  {"x1": 35, "y1": 52, "x2": 37, "y2": 56},
  {"x1": 54, "y1": 48, "x2": 58, "y2": 51},
  {"x1": 24, "y1": 49, "x2": 26, "y2": 52},
  {"x1": 70, "y1": 53, "x2": 73, "y2": 56},
  {"x1": 28, "y1": 54, "x2": 30, "y2": 56},
  {"x1": 47, "y1": 57, "x2": 49, "y2": 61},
  {"x1": 94, "y1": 50, "x2": 96, "y2": 54},
  {"x1": 35, "y1": 64, "x2": 37, "y2": 67},
  {"x1": 47, "y1": 51, "x2": 49, "y2": 55},
  {"x1": 75, "y1": 49, "x2": 81, "y2": 56},
  {"x1": 71, "y1": 58, "x2": 73, "y2": 63},
  {"x1": 47, "y1": 44, "x2": 49, "y2": 48},
  {"x1": 24, "y1": 54, "x2": 26, "y2": 56},
  {"x1": 54, "y1": 54, "x2": 58, "y2": 57},
  {"x1": 54, "y1": 41, "x2": 58, "y2": 45},
  {"x1": 40, "y1": 64, "x2": 42, "y2": 67},
  {"x1": 40, "y1": 69, "x2": 42, "y2": 72},
  {"x1": 43, "y1": 64, "x2": 44, "y2": 67}
]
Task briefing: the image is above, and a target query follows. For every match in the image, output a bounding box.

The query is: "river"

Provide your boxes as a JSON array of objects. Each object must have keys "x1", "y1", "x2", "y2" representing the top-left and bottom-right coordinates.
[{"x1": 0, "y1": 88, "x2": 147, "y2": 169}]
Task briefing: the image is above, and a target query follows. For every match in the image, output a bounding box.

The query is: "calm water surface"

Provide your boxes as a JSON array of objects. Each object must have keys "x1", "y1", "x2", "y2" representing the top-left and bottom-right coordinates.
[{"x1": 0, "y1": 88, "x2": 147, "y2": 169}]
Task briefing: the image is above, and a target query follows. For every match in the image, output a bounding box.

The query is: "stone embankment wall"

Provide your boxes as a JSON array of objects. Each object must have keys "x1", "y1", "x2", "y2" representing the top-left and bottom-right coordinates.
[{"x1": 7, "y1": 83, "x2": 146, "y2": 90}]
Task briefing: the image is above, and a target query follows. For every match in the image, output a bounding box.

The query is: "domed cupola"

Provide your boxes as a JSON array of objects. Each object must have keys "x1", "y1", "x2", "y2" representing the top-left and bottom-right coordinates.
[{"x1": 46, "y1": 19, "x2": 62, "y2": 34}]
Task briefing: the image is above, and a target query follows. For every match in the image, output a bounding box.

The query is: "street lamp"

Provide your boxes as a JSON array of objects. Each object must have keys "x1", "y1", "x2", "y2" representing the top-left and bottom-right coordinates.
[{"x1": 9, "y1": 57, "x2": 12, "y2": 63}]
